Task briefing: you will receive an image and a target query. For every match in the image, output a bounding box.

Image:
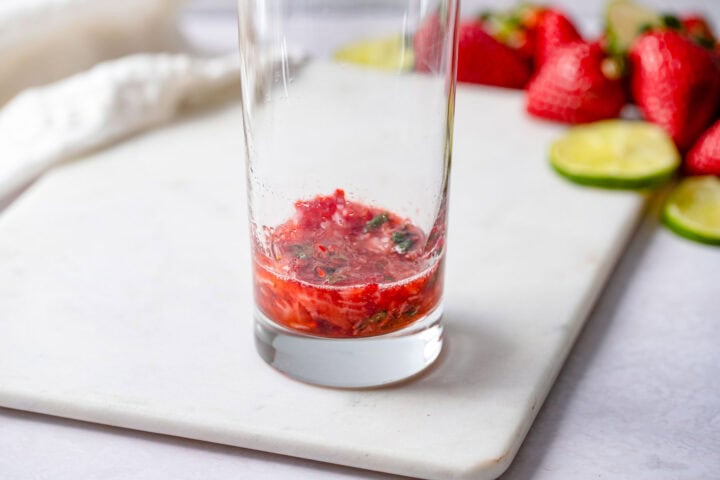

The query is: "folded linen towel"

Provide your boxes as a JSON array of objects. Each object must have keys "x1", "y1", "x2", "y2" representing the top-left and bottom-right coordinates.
[
  {"x1": 0, "y1": 0, "x2": 185, "y2": 105},
  {"x1": 0, "y1": 53, "x2": 240, "y2": 200}
]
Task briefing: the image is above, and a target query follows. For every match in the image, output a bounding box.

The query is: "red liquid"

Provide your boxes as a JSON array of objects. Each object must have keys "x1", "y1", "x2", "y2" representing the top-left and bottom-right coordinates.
[{"x1": 253, "y1": 189, "x2": 445, "y2": 338}]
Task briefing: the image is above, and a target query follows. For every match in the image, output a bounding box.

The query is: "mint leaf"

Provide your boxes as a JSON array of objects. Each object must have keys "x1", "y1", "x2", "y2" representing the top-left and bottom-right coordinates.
[
  {"x1": 365, "y1": 213, "x2": 389, "y2": 232},
  {"x1": 287, "y1": 244, "x2": 311, "y2": 259},
  {"x1": 391, "y1": 231, "x2": 414, "y2": 253},
  {"x1": 403, "y1": 306, "x2": 419, "y2": 317},
  {"x1": 353, "y1": 311, "x2": 388, "y2": 333}
]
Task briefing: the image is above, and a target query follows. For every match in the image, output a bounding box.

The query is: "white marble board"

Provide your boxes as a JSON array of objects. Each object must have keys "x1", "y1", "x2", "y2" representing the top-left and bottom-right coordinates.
[{"x1": 0, "y1": 74, "x2": 645, "y2": 479}]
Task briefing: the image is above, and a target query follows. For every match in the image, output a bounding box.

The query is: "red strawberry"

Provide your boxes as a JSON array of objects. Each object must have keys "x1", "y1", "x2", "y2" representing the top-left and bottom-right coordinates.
[
  {"x1": 681, "y1": 14, "x2": 716, "y2": 48},
  {"x1": 686, "y1": 120, "x2": 720, "y2": 175},
  {"x1": 457, "y1": 21, "x2": 531, "y2": 89},
  {"x1": 414, "y1": 13, "x2": 444, "y2": 73},
  {"x1": 534, "y1": 9, "x2": 582, "y2": 68},
  {"x1": 526, "y1": 41, "x2": 626, "y2": 124},
  {"x1": 629, "y1": 30, "x2": 720, "y2": 150}
]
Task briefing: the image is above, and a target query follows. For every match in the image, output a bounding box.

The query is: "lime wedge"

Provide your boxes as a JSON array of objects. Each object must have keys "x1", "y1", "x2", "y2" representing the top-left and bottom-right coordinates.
[
  {"x1": 605, "y1": 0, "x2": 660, "y2": 55},
  {"x1": 334, "y1": 35, "x2": 414, "y2": 72},
  {"x1": 663, "y1": 176, "x2": 720, "y2": 245},
  {"x1": 550, "y1": 120, "x2": 680, "y2": 189}
]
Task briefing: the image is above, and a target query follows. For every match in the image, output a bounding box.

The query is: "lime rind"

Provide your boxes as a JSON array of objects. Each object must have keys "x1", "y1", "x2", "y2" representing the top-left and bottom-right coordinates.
[
  {"x1": 550, "y1": 120, "x2": 681, "y2": 190},
  {"x1": 550, "y1": 162, "x2": 677, "y2": 189},
  {"x1": 662, "y1": 176, "x2": 720, "y2": 245},
  {"x1": 663, "y1": 213, "x2": 720, "y2": 245}
]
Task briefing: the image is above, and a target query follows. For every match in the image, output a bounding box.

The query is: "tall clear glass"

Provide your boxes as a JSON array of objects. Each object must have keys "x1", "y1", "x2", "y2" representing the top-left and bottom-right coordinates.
[{"x1": 237, "y1": 0, "x2": 459, "y2": 387}]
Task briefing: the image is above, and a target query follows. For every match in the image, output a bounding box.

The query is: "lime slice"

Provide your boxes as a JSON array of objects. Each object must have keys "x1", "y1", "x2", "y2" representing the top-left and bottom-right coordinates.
[
  {"x1": 550, "y1": 120, "x2": 680, "y2": 189},
  {"x1": 663, "y1": 176, "x2": 720, "y2": 245},
  {"x1": 605, "y1": 0, "x2": 660, "y2": 55},
  {"x1": 334, "y1": 35, "x2": 414, "y2": 72}
]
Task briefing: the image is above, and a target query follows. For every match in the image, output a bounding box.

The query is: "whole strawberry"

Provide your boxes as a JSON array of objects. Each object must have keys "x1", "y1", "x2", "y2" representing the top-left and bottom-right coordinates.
[
  {"x1": 686, "y1": 120, "x2": 720, "y2": 176},
  {"x1": 457, "y1": 21, "x2": 531, "y2": 89},
  {"x1": 414, "y1": 13, "x2": 444, "y2": 73},
  {"x1": 534, "y1": 9, "x2": 582, "y2": 68},
  {"x1": 629, "y1": 30, "x2": 720, "y2": 151},
  {"x1": 526, "y1": 41, "x2": 626, "y2": 124}
]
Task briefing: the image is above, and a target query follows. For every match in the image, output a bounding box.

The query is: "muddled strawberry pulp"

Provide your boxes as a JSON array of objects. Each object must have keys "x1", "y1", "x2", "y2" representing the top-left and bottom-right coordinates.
[{"x1": 253, "y1": 189, "x2": 445, "y2": 338}]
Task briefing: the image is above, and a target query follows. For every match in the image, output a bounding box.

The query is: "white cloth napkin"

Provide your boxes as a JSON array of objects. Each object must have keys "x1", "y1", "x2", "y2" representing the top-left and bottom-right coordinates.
[
  {"x1": 0, "y1": 0, "x2": 185, "y2": 106},
  {"x1": 0, "y1": 53, "x2": 240, "y2": 200}
]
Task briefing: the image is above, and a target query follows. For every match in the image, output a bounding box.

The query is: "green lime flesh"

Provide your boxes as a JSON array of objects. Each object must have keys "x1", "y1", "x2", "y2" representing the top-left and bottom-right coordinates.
[
  {"x1": 334, "y1": 35, "x2": 414, "y2": 72},
  {"x1": 663, "y1": 176, "x2": 720, "y2": 246},
  {"x1": 550, "y1": 120, "x2": 681, "y2": 190}
]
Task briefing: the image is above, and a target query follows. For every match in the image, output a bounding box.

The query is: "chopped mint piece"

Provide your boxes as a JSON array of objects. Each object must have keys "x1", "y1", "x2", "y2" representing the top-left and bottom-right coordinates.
[
  {"x1": 365, "y1": 213, "x2": 389, "y2": 232},
  {"x1": 287, "y1": 244, "x2": 311, "y2": 259},
  {"x1": 391, "y1": 230, "x2": 414, "y2": 253},
  {"x1": 354, "y1": 311, "x2": 388, "y2": 333},
  {"x1": 325, "y1": 273, "x2": 346, "y2": 285},
  {"x1": 403, "y1": 306, "x2": 419, "y2": 317}
]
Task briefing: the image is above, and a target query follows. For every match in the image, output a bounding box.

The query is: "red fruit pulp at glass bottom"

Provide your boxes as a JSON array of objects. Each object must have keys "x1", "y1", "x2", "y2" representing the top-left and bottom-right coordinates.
[{"x1": 253, "y1": 189, "x2": 445, "y2": 338}]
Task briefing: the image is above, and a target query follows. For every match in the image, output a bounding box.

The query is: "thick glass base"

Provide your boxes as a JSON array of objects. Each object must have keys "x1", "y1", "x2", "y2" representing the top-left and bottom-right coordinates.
[{"x1": 254, "y1": 307, "x2": 444, "y2": 388}]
